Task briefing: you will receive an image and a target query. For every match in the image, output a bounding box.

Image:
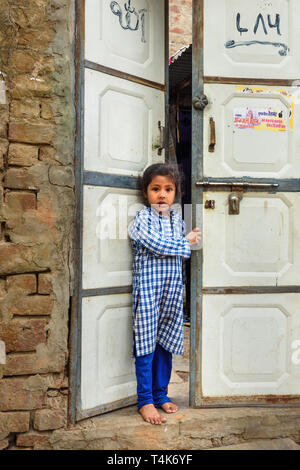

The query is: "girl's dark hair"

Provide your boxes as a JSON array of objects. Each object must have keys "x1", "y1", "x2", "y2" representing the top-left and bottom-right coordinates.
[{"x1": 140, "y1": 163, "x2": 184, "y2": 204}]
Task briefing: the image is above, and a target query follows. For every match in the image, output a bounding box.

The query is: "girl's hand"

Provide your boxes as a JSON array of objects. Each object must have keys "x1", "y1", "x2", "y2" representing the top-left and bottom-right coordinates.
[{"x1": 186, "y1": 228, "x2": 202, "y2": 246}]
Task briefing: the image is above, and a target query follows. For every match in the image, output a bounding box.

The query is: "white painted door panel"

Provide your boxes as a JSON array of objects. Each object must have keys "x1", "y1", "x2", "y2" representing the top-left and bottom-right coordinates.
[
  {"x1": 202, "y1": 294, "x2": 300, "y2": 397},
  {"x1": 204, "y1": 0, "x2": 300, "y2": 79},
  {"x1": 84, "y1": 68, "x2": 165, "y2": 176},
  {"x1": 79, "y1": 1, "x2": 166, "y2": 417},
  {"x1": 203, "y1": 84, "x2": 300, "y2": 179},
  {"x1": 82, "y1": 186, "x2": 142, "y2": 289},
  {"x1": 203, "y1": 191, "x2": 300, "y2": 287},
  {"x1": 85, "y1": 0, "x2": 165, "y2": 84},
  {"x1": 81, "y1": 294, "x2": 136, "y2": 410},
  {"x1": 197, "y1": 0, "x2": 300, "y2": 406}
]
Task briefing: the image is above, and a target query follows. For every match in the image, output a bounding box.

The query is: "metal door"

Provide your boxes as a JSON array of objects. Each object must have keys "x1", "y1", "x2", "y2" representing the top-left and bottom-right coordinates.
[
  {"x1": 191, "y1": 0, "x2": 300, "y2": 407},
  {"x1": 71, "y1": 0, "x2": 167, "y2": 422}
]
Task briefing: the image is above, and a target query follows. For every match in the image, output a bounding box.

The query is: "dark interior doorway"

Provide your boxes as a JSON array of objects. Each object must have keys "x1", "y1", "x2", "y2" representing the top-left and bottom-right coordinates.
[{"x1": 169, "y1": 45, "x2": 192, "y2": 322}]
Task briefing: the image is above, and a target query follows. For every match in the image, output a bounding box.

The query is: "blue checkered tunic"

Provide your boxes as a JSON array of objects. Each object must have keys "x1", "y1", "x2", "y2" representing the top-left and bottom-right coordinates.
[{"x1": 129, "y1": 206, "x2": 191, "y2": 357}]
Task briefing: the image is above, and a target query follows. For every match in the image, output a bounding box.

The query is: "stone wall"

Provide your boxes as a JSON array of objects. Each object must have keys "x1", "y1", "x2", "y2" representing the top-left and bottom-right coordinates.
[
  {"x1": 0, "y1": 0, "x2": 75, "y2": 449},
  {"x1": 169, "y1": 0, "x2": 192, "y2": 56}
]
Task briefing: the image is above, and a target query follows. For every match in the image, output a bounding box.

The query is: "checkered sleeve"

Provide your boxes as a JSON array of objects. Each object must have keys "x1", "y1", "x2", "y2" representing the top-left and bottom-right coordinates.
[{"x1": 129, "y1": 210, "x2": 191, "y2": 259}]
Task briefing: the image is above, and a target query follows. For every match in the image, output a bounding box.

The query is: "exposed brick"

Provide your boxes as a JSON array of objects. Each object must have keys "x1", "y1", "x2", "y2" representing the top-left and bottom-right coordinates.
[
  {"x1": 9, "y1": 51, "x2": 38, "y2": 74},
  {"x1": 0, "y1": 139, "x2": 9, "y2": 162},
  {"x1": 34, "y1": 409, "x2": 65, "y2": 431},
  {"x1": 0, "y1": 377, "x2": 46, "y2": 411},
  {"x1": 41, "y1": 102, "x2": 53, "y2": 120},
  {"x1": 39, "y1": 145, "x2": 56, "y2": 162},
  {"x1": 0, "y1": 439, "x2": 9, "y2": 450},
  {"x1": 16, "y1": 432, "x2": 50, "y2": 448},
  {"x1": 169, "y1": 0, "x2": 192, "y2": 55},
  {"x1": 3, "y1": 352, "x2": 65, "y2": 376},
  {"x1": 5, "y1": 191, "x2": 36, "y2": 211},
  {"x1": 5, "y1": 191, "x2": 36, "y2": 212},
  {"x1": 0, "y1": 279, "x2": 6, "y2": 296},
  {"x1": 11, "y1": 76, "x2": 53, "y2": 99},
  {"x1": 8, "y1": 122, "x2": 54, "y2": 145},
  {"x1": 38, "y1": 272, "x2": 52, "y2": 294},
  {"x1": 8, "y1": 143, "x2": 39, "y2": 166},
  {"x1": 0, "y1": 242, "x2": 52, "y2": 275},
  {"x1": 18, "y1": 26, "x2": 56, "y2": 49},
  {"x1": 4, "y1": 167, "x2": 38, "y2": 190},
  {"x1": 0, "y1": 121, "x2": 7, "y2": 139},
  {"x1": 8, "y1": 295, "x2": 54, "y2": 316},
  {"x1": 170, "y1": 27, "x2": 185, "y2": 34},
  {"x1": 0, "y1": 318, "x2": 47, "y2": 352},
  {"x1": 6, "y1": 274, "x2": 37, "y2": 294},
  {"x1": 0, "y1": 412, "x2": 30, "y2": 433},
  {"x1": 48, "y1": 165, "x2": 74, "y2": 187},
  {"x1": 10, "y1": 100, "x2": 40, "y2": 119}
]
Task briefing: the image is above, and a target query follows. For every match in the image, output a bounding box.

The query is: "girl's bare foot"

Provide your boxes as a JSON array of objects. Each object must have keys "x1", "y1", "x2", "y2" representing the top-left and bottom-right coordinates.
[
  {"x1": 160, "y1": 402, "x2": 178, "y2": 413},
  {"x1": 139, "y1": 404, "x2": 167, "y2": 425}
]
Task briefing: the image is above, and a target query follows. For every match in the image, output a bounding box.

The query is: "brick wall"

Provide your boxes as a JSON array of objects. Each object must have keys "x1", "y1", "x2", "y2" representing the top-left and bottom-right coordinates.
[
  {"x1": 169, "y1": 0, "x2": 192, "y2": 56},
  {"x1": 0, "y1": 0, "x2": 193, "y2": 450},
  {"x1": 0, "y1": 0, "x2": 75, "y2": 449}
]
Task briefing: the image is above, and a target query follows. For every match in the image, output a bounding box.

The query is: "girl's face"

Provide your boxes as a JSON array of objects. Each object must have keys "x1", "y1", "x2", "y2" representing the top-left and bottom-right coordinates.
[{"x1": 145, "y1": 175, "x2": 176, "y2": 215}]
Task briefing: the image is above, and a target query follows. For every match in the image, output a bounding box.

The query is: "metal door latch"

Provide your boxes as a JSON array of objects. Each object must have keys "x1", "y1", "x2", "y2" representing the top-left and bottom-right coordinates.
[
  {"x1": 228, "y1": 192, "x2": 243, "y2": 215},
  {"x1": 205, "y1": 199, "x2": 215, "y2": 209},
  {"x1": 157, "y1": 121, "x2": 165, "y2": 156}
]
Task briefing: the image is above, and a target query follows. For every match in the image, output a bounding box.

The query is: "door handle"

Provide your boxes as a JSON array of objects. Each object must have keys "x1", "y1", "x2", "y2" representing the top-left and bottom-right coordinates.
[
  {"x1": 228, "y1": 192, "x2": 243, "y2": 215},
  {"x1": 209, "y1": 117, "x2": 215, "y2": 152}
]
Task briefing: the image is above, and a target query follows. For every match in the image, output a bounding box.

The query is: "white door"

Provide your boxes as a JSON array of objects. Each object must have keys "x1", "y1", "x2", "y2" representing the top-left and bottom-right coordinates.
[
  {"x1": 191, "y1": 0, "x2": 300, "y2": 407},
  {"x1": 72, "y1": 0, "x2": 166, "y2": 421}
]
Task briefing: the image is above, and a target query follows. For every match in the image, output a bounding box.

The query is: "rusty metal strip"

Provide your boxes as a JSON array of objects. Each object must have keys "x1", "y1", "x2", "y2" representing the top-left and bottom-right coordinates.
[
  {"x1": 204, "y1": 76, "x2": 298, "y2": 87},
  {"x1": 190, "y1": 0, "x2": 204, "y2": 409},
  {"x1": 203, "y1": 286, "x2": 300, "y2": 294},
  {"x1": 84, "y1": 171, "x2": 140, "y2": 190},
  {"x1": 69, "y1": 0, "x2": 85, "y2": 425},
  {"x1": 84, "y1": 60, "x2": 166, "y2": 91},
  {"x1": 82, "y1": 286, "x2": 132, "y2": 297},
  {"x1": 77, "y1": 395, "x2": 137, "y2": 420}
]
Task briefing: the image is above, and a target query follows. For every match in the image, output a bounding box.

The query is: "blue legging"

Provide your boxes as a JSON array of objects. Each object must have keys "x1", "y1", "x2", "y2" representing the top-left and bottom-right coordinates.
[{"x1": 134, "y1": 343, "x2": 172, "y2": 410}]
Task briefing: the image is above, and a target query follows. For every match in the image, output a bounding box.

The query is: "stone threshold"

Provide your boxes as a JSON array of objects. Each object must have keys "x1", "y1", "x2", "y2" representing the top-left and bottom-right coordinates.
[
  {"x1": 46, "y1": 378, "x2": 300, "y2": 450},
  {"x1": 45, "y1": 325, "x2": 300, "y2": 450}
]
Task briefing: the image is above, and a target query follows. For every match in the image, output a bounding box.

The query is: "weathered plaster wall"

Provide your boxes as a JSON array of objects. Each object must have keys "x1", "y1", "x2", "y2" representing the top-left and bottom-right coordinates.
[
  {"x1": 169, "y1": 0, "x2": 192, "y2": 56},
  {"x1": 0, "y1": 0, "x2": 75, "y2": 449}
]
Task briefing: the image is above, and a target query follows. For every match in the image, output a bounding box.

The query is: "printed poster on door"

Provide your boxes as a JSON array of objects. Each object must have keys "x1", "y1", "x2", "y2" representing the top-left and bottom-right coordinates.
[{"x1": 233, "y1": 85, "x2": 295, "y2": 132}]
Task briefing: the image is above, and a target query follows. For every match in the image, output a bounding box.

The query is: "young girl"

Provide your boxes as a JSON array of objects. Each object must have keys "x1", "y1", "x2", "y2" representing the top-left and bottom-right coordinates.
[{"x1": 128, "y1": 163, "x2": 201, "y2": 425}]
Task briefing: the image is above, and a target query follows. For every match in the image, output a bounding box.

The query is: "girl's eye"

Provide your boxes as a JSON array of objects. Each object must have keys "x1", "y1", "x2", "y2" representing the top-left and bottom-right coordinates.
[{"x1": 166, "y1": 188, "x2": 174, "y2": 192}]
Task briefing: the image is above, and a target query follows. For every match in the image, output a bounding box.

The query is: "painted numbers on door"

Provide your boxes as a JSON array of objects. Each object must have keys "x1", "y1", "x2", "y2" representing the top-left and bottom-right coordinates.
[{"x1": 226, "y1": 11, "x2": 288, "y2": 56}]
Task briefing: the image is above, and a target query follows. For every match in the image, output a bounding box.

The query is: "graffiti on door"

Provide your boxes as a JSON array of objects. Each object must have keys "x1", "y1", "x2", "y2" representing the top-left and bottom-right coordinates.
[
  {"x1": 110, "y1": 0, "x2": 147, "y2": 43},
  {"x1": 225, "y1": 12, "x2": 288, "y2": 56}
]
